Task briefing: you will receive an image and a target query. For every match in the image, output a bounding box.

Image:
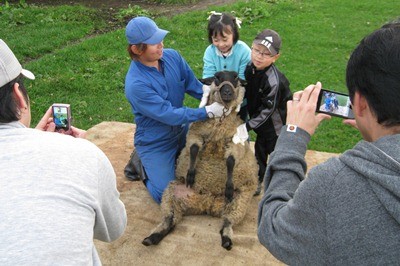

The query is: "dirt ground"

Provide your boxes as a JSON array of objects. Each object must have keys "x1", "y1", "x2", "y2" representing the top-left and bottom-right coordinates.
[
  {"x1": 22, "y1": 0, "x2": 234, "y2": 11},
  {"x1": 14, "y1": 0, "x2": 237, "y2": 22},
  {"x1": 11, "y1": 0, "x2": 238, "y2": 37}
]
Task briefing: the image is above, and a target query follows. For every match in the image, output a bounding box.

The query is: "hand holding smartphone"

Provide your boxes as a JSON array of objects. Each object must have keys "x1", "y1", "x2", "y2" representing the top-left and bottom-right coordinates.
[
  {"x1": 52, "y1": 103, "x2": 72, "y2": 132},
  {"x1": 316, "y1": 89, "x2": 354, "y2": 119}
]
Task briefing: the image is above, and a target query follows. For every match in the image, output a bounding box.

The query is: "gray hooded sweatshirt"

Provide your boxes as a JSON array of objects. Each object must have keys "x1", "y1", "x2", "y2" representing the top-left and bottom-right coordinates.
[
  {"x1": 0, "y1": 122, "x2": 127, "y2": 265},
  {"x1": 258, "y1": 125, "x2": 400, "y2": 265}
]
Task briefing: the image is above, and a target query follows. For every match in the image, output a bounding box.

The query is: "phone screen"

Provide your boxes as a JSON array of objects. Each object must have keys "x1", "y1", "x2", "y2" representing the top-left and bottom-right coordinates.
[
  {"x1": 316, "y1": 89, "x2": 354, "y2": 119},
  {"x1": 52, "y1": 104, "x2": 71, "y2": 130}
]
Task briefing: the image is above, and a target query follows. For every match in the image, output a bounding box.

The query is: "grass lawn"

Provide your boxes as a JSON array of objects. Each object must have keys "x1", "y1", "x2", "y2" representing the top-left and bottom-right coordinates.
[{"x1": 0, "y1": 0, "x2": 399, "y2": 153}]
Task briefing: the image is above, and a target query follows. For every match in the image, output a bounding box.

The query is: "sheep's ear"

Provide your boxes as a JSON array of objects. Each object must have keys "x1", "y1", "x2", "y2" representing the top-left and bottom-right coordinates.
[
  {"x1": 233, "y1": 71, "x2": 239, "y2": 80},
  {"x1": 208, "y1": 83, "x2": 217, "y2": 103},
  {"x1": 214, "y1": 71, "x2": 224, "y2": 85},
  {"x1": 239, "y1": 78, "x2": 247, "y2": 86},
  {"x1": 198, "y1": 77, "x2": 214, "y2": 86},
  {"x1": 237, "y1": 86, "x2": 245, "y2": 104}
]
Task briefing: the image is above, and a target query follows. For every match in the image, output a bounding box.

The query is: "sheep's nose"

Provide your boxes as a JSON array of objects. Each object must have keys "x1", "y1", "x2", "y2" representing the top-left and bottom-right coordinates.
[{"x1": 221, "y1": 86, "x2": 233, "y2": 98}]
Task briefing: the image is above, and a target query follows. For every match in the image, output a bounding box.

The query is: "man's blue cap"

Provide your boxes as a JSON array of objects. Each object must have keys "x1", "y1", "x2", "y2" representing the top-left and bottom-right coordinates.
[{"x1": 125, "y1": 17, "x2": 169, "y2": 45}]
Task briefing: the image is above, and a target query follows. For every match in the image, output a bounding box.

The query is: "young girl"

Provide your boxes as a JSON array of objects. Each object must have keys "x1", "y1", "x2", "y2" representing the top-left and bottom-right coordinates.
[{"x1": 202, "y1": 11, "x2": 251, "y2": 80}]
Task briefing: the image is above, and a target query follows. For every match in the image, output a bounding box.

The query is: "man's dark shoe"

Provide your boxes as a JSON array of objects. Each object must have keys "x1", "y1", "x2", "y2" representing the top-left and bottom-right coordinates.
[{"x1": 124, "y1": 149, "x2": 147, "y2": 182}]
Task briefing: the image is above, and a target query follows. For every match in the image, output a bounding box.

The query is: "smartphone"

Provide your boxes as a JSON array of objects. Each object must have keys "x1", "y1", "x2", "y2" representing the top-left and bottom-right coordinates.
[
  {"x1": 316, "y1": 89, "x2": 354, "y2": 119},
  {"x1": 52, "y1": 103, "x2": 72, "y2": 131}
]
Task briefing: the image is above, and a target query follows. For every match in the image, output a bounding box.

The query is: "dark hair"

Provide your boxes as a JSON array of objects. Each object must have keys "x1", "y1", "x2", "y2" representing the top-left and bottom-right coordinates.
[
  {"x1": 127, "y1": 44, "x2": 148, "y2": 60},
  {"x1": 0, "y1": 76, "x2": 29, "y2": 123},
  {"x1": 346, "y1": 22, "x2": 400, "y2": 126},
  {"x1": 207, "y1": 12, "x2": 239, "y2": 44}
]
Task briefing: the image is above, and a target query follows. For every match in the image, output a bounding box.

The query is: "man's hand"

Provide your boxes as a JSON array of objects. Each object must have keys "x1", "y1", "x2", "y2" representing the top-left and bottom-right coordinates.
[
  {"x1": 69, "y1": 126, "x2": 87, "y2": 139},
  {"x1": 205, "y1": 102, "x2": 231, "y2": 118},
  {"x1": 343, "y1": 119, "x2": 358, "y2": 129},
  {"x1": 232, "y1": 123, "x2": 248, "y2": 145},
  {"x1": 199, "y1": 85, "x2": 211, "y2": 108},
  {"x1": 35, "y1": 106, "x2": 56, "y2": 132},
  {"x1": 35, "y1": 106, "x2": 86, "y2": 139},
  {"x1": 286, "y1": 82, "x2": 330, "y2": 136}
]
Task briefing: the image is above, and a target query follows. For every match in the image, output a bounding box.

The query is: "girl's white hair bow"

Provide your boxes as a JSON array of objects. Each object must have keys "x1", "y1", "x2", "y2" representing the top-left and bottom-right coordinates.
[{"x1": 207, "y1": 11, "x2": 242, "y2": 29}]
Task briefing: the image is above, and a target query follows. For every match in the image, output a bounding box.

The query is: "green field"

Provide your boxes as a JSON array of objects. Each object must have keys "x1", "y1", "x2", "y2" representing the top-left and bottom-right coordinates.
[{"x1": 1, "y1": 0, "x2": 399, "y2": 153}]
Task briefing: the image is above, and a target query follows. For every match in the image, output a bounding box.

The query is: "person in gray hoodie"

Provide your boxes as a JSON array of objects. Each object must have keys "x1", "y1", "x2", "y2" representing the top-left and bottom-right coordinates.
[
  {"x1": 0, "y1": 39, "x2": 127, "y2": 265},
  {"x1": 257, "y1": 22, "x2": 400, "y2": 264}
]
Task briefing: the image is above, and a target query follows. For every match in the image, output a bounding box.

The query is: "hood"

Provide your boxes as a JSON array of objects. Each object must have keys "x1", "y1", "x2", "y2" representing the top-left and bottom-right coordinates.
[{"x1": 340, "y1": 134, "x2": 400, "y2": 224}]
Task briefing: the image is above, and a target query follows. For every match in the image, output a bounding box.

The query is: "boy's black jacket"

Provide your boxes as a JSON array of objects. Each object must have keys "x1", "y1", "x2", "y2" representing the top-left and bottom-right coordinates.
[{"x1": 243, "y1": 63, "x2": 292, "y2": 136}]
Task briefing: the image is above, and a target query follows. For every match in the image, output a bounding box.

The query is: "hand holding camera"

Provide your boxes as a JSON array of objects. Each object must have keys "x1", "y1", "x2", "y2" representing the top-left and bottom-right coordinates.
[
  {"x1": 286, "y1": 82, "x2": 331, "y2": 136},
  {"x1": 52, "y1": 103, "x2": 72, "y2": 132},
  {"x1": 35, "y1": 103, "x2": 86, "y2": 139},
  {"x1": 316, "y1": 88, "x2": 354, "y2": 119}
]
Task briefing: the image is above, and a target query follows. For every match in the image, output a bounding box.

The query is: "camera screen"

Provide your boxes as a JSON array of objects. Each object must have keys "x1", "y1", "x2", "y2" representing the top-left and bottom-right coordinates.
[
  {"x1": 53, "y1": 106, "x2": 69, "y2": 129},
  {"x1": 317, "y1": 89, "x2": 354, "y2": 119}
]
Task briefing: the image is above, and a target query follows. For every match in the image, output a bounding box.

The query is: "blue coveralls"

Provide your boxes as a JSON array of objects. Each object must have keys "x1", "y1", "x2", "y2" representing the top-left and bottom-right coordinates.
[{"x1": 125, "y1": 49, "x2": 208, "y2": 203}]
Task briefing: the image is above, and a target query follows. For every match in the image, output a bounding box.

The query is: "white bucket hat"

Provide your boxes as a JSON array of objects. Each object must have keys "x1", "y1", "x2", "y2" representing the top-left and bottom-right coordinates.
[{"x1": 0, "y1": 39, "x2": 35, "y2": 87}]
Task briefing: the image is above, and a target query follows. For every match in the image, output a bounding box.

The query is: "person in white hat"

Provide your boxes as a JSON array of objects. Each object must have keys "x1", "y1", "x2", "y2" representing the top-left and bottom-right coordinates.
[
  {"x1": 124, "y1": 17, "x2": 231, "y2": 204},
  {"x1": 0, "y1": 39, "x2": 127, "y2": 265}
]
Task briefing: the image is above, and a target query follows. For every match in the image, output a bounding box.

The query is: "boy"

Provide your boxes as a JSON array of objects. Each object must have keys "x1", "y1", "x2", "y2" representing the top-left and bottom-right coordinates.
[{"x1": 234, "y1": 29, "x2": 292, "y2": 195}]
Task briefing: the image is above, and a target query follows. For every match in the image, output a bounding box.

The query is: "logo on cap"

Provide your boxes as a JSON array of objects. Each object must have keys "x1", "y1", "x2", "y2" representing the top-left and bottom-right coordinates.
[{"x1": 260, "y1": 36, "x2": 274, "y2": 50}]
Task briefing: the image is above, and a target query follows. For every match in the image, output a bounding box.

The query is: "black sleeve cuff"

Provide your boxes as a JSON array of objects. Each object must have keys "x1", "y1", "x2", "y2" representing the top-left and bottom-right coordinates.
[{"x1": 245, "y1": 122, "x2": 251, "y2": 131}]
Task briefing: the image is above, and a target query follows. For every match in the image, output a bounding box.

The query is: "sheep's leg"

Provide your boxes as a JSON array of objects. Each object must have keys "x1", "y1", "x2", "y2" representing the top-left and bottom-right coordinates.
[
  {"x1": 142, "y1": 183, "x2": 209, "y2": 246},
  {"x1": 142, "y1": 214, "x2": 176, "y2": 246},
  {"x1": 142, "y1": 183, "x2": 185, "y2": 246},
  {"x1": 186, "y1": 143, "x2": 199, "y2": 188},
  {"x1": 220, "y1": 189, "x2": 254, "y2": 250},
  {"x1": 225, "y1": 155, "x2": 235, "y2": 202},
  {"x1": 219, "y1": 218, "x2": 233, "y2": 250}
]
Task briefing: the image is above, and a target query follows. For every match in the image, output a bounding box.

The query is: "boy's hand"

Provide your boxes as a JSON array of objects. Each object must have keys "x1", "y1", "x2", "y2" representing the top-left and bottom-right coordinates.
[{"x1": 232, "y1": 123, "x2": 248, "y2": 145}]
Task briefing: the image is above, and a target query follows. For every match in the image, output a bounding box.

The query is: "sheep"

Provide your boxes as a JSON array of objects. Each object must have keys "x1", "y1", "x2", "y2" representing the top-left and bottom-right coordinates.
[{"x1": 142, "y1": 71, "x2": 258, "y2": 250}]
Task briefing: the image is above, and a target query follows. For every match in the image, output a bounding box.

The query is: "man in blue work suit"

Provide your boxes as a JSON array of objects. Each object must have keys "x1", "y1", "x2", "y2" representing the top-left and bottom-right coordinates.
[{"x1": 124, "y1": 17, "x2": 230, "y2": 204}]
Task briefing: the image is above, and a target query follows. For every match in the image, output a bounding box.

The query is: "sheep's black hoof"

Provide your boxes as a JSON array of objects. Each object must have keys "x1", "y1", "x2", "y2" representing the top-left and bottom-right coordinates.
[
  {"x1": 221, "y1": 235, "x2": 233, "y2": 250},
  {"x1": 186, "y1": 169, "x2": 196, "y2": 188},
  {"x1": 142, "y1": 233, "x2": 163, "y2": 246}
]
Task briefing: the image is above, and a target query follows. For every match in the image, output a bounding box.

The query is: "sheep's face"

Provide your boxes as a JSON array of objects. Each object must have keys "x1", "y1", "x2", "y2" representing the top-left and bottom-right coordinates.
[{"x1": 209, "y1": 71, "x2": 245, "y2": 108}]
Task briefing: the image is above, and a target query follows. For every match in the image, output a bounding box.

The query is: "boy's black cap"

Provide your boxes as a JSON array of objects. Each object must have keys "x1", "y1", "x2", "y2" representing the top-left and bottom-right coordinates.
[{"x1": 253, "y1": 29, "x2": 281, "y2": 55}]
